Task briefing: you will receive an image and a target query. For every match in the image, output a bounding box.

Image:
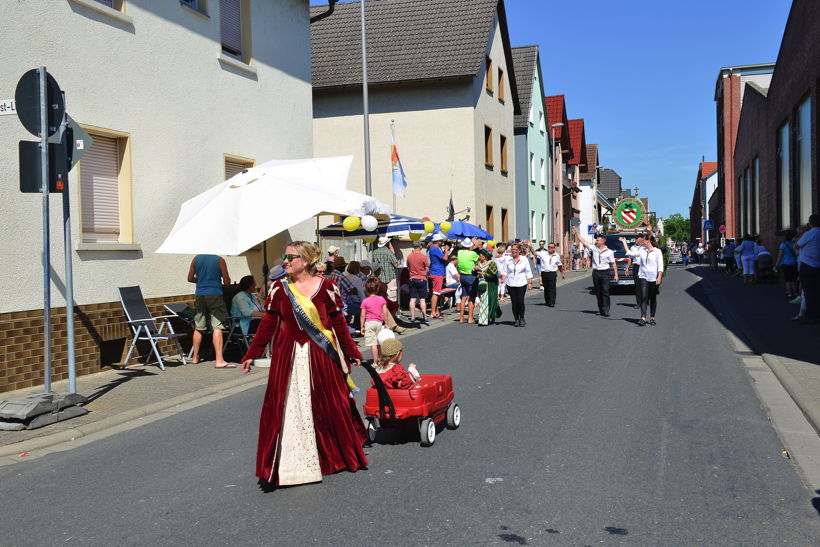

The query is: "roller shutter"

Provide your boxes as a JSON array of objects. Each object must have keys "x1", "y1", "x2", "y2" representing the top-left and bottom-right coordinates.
[{"x1": 80, "y1": 135, "x2": 120, "y2": 240}]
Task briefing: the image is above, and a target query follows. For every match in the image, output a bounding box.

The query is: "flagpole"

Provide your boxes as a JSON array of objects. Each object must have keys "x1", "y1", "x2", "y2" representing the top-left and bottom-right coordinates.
[
  {"x1": 391, "y1": 119, "x2": 396, "y2": 214},
  {"x1": 360, "y1": 0, "x2": 372, "y2": 196}
]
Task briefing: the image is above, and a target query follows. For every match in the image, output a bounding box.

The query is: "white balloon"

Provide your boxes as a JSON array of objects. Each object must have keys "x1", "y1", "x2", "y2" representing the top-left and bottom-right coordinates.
[
  {"x1": 361, "y1": 215, "x2": 378, "y2": 231},
  {"x1": 377, "y1": 328, "x2": 396, "y2": 344}
]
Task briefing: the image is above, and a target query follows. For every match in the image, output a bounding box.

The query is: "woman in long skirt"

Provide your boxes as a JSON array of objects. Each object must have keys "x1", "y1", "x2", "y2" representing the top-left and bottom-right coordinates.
[
  {"x1": 476, "y1": 249, "x2": 501, "y2": 325},
  {"x1": 241, "y1": 241, "x2": 367, "y2": 487}
]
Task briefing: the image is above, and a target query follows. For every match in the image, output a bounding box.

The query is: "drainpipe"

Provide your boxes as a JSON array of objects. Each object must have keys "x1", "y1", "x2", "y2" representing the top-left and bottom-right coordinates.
[{"x1": 310, "y1": 0, "x2": 338, "y2": 23}]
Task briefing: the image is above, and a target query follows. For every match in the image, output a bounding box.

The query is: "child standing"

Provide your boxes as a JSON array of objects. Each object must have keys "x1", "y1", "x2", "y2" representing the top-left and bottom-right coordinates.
[
  {"x1": 374, "y1": 338, "x2": 421, "y2": 389},
  {"x1": 360, "y1": 277, "x2": 390, "y2": 361}
]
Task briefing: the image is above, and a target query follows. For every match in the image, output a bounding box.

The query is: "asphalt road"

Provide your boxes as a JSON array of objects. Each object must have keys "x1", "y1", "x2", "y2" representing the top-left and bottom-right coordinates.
[{"x1": 2, "y1": 268, "x2": 819, "y2": 545}]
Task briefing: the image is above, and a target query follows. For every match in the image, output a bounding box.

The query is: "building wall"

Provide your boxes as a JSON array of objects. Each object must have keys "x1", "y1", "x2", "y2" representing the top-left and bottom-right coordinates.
[
  {"x1": 0, "y1": 0, "x2": 314, "y2": 391},
  {"x1": 514, "y1": 133, "x2": 530, "y2": 239},
  {"x1": 525, "y1": 63, "x2": 549, "y2": 242},
  {"x1": 312, "y1": 82, "x2": 475, "y2": 223},
  {"x1": 578, "y1": 179, "x2": 596, "y2": 236},
  {"x1": 472, "y1": 15, "x2": 516, "y2": 241}
]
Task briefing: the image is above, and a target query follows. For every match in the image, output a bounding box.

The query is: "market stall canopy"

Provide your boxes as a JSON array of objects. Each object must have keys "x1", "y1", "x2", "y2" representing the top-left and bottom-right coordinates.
[
  {"x1": 434, "y1": 221, "x2": 492, "y2": 240},
  {"x1": 319, "y1": 214, "x2": 425, "y2": 238},
  {"x1": 156, "y1": 156, "x2": 389, "y2": 255}
]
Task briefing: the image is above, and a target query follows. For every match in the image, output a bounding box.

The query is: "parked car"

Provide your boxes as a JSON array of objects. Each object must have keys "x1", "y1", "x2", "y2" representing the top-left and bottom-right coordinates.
[
  {"x1": 604, "y1": 232, "x2": 638, "y2": 294},
  {"x1": 669, "y1": 249, "x2": 682, "y2": 264}
]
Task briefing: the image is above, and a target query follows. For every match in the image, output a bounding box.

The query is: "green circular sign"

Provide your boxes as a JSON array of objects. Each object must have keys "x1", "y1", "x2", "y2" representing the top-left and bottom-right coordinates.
[{"x1": 614, "y1": 200, "x2": 643, "y2": 228}]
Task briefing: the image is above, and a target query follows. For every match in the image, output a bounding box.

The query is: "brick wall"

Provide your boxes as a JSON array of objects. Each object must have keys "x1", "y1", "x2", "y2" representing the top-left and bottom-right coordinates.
[{"x1": 0, "y1": 294, "x2": 195, "y2": 394}]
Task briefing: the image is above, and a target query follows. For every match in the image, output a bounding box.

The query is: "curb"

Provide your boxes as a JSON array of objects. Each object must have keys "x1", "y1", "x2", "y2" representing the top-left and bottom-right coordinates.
[{"x1": 0, "y1": 371, "x2": 266, "y2": 458}]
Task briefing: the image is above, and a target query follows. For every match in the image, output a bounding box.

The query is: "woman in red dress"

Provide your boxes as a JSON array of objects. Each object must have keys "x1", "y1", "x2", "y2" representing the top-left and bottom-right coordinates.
[{"x1": 241, "y1": 241, "x2": 367, "y2": 486}]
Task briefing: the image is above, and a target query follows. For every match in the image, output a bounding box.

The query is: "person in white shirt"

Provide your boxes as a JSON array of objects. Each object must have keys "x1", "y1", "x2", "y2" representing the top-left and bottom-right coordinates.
[
  {"x1": 536, "y1": 242, "x2": 564, "y2": 307},
  {"x1": 635, "y1": 234, "x2": 664, "y2": 325},
  {"x1": 795, "y1": 214, "x2": 820, "y2": 323},
  {"x1": 494, "y1": 244, "x2": 510, "y2": 302},
  {"x1": 624, "y1": 234, "x2": 647, "y2": 310},
  {"x1": 504, "y1": 244, "x2": 533, "y2": 327},
  {"x1": 534, "y1": 240, "x2": 547, "y2": 291},
  {"x1": 445, "y1": 254, "x2": 461, "y2": 305},
  {"x1": 574, "y1": 226, "x2": 619, "y2": 316}
]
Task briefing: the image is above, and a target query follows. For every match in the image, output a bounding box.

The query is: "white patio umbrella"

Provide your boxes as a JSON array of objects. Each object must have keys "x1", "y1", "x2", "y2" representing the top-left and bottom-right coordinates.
[{"x1": 156, "y1": 156, "x2": 389, "y2": 255}]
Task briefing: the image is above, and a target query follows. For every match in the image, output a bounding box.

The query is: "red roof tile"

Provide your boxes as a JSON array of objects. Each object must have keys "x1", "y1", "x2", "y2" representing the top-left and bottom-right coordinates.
[
  {"x1": 545, "y1": 95, "x2": 566, "y2": 139},
  {"x1": 699, "y1": 161, "x2": 718, "y2": 179},
  {"x1": 567, "y1": 119, "x2": 587, "y2": 166}
]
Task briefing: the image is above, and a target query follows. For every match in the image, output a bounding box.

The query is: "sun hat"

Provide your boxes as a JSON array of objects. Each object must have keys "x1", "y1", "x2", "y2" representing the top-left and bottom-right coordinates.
[
  {"x1": 377, "y1": 236, "x2": 391, "y2": 248},
  {"x1": 432, "y1": 233, "x2": 446, "y2": 242},
  {"x1": 268, "y1": 264, "x2": 286, "y2": 280},
  {"x1": 379, "y1": 338, "x2": 403, "y2": 357},
  {"x1": 461, "y1": 237, "x2": 472, "y2": 247},
  {"x1": 327, "y1": 245, "x2": 340, "y2": 254},
  {"x1": 376, "y1": 328, "x2": 396, "y2": 345}
]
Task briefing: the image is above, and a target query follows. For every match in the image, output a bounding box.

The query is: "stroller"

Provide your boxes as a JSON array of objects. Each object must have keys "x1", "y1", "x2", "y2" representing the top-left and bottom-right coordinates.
[{"x1": 756, "y1": 253, "x2": 776, "y2": 283}]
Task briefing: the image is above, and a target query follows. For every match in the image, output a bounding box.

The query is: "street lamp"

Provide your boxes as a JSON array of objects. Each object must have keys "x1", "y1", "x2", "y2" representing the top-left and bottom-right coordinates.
[{"x1": 549, "y1": 122, "x2": 564, "y2": 242}]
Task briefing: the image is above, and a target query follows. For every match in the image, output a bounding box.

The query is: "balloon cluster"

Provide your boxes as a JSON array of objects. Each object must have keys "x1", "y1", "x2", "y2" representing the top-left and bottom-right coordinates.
[{"x1": 341, "y1": 215, "x2": 453, "y2": 241}]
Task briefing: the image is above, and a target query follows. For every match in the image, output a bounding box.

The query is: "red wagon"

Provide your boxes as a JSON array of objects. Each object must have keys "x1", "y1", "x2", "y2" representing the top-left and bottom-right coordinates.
[{"x1": 361, "y1": 362, "x2": 461, "y2": 446}]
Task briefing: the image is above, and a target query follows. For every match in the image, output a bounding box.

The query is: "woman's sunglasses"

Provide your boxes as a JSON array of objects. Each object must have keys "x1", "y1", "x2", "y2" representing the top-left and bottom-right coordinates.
[{"x1": 281, "y1": 254, "x2": 301, "y2": 261}]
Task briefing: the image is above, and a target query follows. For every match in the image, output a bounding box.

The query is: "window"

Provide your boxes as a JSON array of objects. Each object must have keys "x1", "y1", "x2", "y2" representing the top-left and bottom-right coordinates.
[
  {"x1": 531, "y1": 210, "x2": 536, "y2": 240},
  {"x1": 541, "y1": 213, "x2": 546, "y2": 241},
  {"x1": 498, "y1": 68, "x2": 505, "y2": 102},
  {"x1": 181, "y1": 0, "x2": 207, "y2": 14},
  {"x1": 796, "y1": 97, "x2": 812, "y2": 225},
  {"x1": 777, "y1": 121, "x2": 791, "y2": 229},
  {"x1": 744, "y1": 167, "x2": 752, "y2": 234},
  {"x1": 737, "y1": 174, "x2": 745, "y2": 234},
  {"x1": 486, "y1": 205, "x2": 494, "y2": 236},
  {"x1": 529, "y1": 106, "x2": 534, "y2": 126},
  {"x1": 94, "y1": 0, "x2": 123, "y2": 9},
  {"x1": 539, "y1": 111, "x2": 545, "y2": 133},
  {"x1": 225, "y1": 155, "x2": 254, "y2": 180},
  {"x1": 500, "y1": 135, "x2": 508, "y2": 174},
  {"x1": 79, "y1": 130, "x2": 133, "y2": 243},
  {"x1": 221, "y1": 0, "x2": 245, "y2": 60},
  {"x1": 529, "y1": 152, "x2": 535, "y2": 183},
  {"x1": 485, "y1": 57, "x2": 493, "y2": 93},
  {"x1": 484, "y1": 126, "x2": 493, "y2": 168},
  {"x1": 753, "y1": 157, "x2": 760, "y2": 234},
  {"x1": 540, "y1": 158, "x2": 546, "y2": 187},
  {"x1": 501, "y1": 208, "x2": 509, "y2": 242}
]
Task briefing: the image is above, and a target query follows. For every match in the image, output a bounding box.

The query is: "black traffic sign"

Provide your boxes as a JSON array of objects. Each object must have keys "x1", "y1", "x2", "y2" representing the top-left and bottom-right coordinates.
[
  {"x1": 15, "y1": 69, "x2": 65, "y2": 138},
  {"x1": 19, "y1": 141, "x2": 68, "y2": 194}
]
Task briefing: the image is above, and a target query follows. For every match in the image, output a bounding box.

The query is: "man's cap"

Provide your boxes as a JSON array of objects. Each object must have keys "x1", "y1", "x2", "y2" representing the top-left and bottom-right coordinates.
[
  {"x1": 377, "y1": 236, "x2": 391, "y2": 248},
  {"x1": 461, "y1": 237, "x2": 473, "y2": 247},
  {"x1": 332, "y1": 256, "x2": 347, "y2": 269},
  {"x1": 268, "y1": 264, "x2": 286, "y2": 280},
  {"x1": 432, "y1": 233, "x2": 446, "y2": 242},
  {"x1": 328, "y1": 245, "x2": 340, "y2": 254},
  {"x1": 379, "y1": 338, "x2": 403, "y2": 357}
]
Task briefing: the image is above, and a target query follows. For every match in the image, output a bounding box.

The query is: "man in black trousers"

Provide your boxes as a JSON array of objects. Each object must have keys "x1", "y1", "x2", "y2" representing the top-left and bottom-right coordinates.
[
  {"x1": 535, "y1": 242, "x2": 565, "y2": 307},
  {"x1": 574, "y1": 227, "x2": 619, "y2": 316}
]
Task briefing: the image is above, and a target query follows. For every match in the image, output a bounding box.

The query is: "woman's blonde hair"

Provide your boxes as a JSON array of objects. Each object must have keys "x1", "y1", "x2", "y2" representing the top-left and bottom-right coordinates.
[
  {"x1": 376, "y1": 351, "x2": 401, "y2": 370},
  {"x1": 288, "y1": 241, "x2": 322, "y2": 275}
]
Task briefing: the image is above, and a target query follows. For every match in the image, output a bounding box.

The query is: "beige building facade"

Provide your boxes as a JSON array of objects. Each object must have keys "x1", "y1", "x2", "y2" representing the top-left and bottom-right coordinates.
[{"x1": 0, "y1": 0, "x2": 315, "y2": 391}]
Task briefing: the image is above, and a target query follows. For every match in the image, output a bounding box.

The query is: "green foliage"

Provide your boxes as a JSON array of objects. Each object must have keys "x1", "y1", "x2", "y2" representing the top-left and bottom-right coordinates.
[{"x1": 664, "y1": 213, "x2": 689, "y2": 242}]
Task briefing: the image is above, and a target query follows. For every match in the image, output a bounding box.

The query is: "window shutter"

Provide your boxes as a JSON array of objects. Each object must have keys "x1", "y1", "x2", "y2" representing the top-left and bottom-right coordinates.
[
  {"x1": 221, "y1": 0, "x2": 242, "y2": 57},
  {"x1": 80, "y1": 135, "x2": 120, "y2": 239},
  {"x1": 225, "y1": 159, "x2": 247, "y2": 180}
]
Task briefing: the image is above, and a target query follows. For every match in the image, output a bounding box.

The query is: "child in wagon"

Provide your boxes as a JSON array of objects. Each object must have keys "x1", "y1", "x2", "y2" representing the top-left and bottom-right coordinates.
[{"x1": 374, "y1": 338, "x2": 421, "y2": 389}]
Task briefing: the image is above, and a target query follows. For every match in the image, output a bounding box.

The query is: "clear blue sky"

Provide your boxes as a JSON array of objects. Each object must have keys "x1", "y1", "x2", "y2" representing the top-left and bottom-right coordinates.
[{"x1": 311, "y1": 0, "x2": 793, "y2": 219}]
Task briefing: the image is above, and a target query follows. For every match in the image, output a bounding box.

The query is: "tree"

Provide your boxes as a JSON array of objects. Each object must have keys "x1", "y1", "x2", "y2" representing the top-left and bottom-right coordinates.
[{"x1": 664, "y1": 213, "x2": 689, "y2": 242}]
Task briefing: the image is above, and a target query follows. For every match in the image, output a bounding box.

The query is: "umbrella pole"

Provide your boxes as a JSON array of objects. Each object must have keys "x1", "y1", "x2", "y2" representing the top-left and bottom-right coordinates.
[{"x1": 262, "y1": 240, "x2": 269, "y2": 281}]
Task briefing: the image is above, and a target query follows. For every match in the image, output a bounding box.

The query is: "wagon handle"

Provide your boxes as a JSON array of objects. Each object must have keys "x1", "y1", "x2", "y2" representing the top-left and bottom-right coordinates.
[{"x1": 360, "y1": 361, "x2": 396, "y2": 421}]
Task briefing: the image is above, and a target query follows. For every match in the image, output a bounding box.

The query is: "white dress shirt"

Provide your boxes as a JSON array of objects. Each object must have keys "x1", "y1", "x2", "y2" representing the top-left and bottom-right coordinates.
[
  {"x1": 536, "y1": 250, "x2": 562, "y2": 272},
  {"x1": 639, "y1": 248, "x2": 665, "y2": 282},
  {"x1": 445, "y1": 262, "x2": 460, "y2": 286},
  {"x1": 493, "y1": 255, "x2": 510, "y2": 277},
  {"x1": 627, "y1": 244, "x2": 647, "y2": 268},
  {"x1": 505, "y1": 256, "x2": 533, "y2": 287},
  {"x1": 591, "y1": 245, "x2": 616, "y2": 270}
]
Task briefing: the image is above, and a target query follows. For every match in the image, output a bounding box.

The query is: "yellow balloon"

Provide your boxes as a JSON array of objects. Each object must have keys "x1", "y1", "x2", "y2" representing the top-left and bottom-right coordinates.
[
  {"x1": 363, "y1": 235, "x2": 377, "y2": 243},
  {"x1": 440, "y1": 221, "x2": 452, "y2": 233},
  {"x1": 409, "y1": 232, "x2": 422, "y2": 241},
  {"x1": 342, "y1": 216, "x2": 361, "y2": 232},
  {"x1": 487, "y1": 240, "x2": 496, "y2": 247},
  {"x1": 423, "y1": 221, "x2": 434, "y2": 233}
]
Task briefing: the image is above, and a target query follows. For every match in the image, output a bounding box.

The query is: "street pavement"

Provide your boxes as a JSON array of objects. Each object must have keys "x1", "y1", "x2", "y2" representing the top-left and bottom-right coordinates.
[{"x1": 1, "y1": 267, "x2": 819, "y2": 545}]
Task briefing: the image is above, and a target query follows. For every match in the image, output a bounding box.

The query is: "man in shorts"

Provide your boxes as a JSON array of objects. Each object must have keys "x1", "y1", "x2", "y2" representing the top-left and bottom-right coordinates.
[
  {"x1": 427, "y1": 233, "x2": 449, "y2": 318},
  {"x1": 457, "y1": 238, "x2": 480, "y2": 323},
  {"x1": 406, "y1": 241, "x2": 431, "y2": 324},
  {"x1": 187, "y1": 254, "x2": 232, "y2": 367}
]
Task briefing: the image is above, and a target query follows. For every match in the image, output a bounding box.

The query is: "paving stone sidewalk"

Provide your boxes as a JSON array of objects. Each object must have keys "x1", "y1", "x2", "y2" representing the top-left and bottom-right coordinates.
[
  {"x1": 0, "y1": 271, "x2": 588, "y2": 455},
  {"x1": 687, "y1": 265, "x2": 820, "y2": 433}
]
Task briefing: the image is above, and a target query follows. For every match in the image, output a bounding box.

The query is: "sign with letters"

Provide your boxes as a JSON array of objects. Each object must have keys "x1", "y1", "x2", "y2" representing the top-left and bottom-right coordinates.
[{"x1": 0, "y1": 99, "x2": 16, "y2": 116}]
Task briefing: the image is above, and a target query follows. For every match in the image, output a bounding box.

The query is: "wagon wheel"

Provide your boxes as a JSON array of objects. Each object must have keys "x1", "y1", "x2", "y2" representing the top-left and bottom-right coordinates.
[
  {"x1": 420, "y1": 418, "x2": 436, "y2": 447},
  {"x1": 446, "y1": 403, "x2": 461, "y2": 430},
  {"x1": 365, "y1": 417, "x2": 378, "y2": 443}
]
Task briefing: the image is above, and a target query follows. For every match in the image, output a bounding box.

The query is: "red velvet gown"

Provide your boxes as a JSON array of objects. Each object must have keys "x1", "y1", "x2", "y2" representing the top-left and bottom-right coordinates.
[{"x1": 242, "y1": 278, "x2": 367, "y2": 485}]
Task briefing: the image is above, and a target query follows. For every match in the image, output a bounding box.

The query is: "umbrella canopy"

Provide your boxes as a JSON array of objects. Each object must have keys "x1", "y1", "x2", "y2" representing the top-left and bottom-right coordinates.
[
  {"x1": 156, "y1": 156, "x2": 389, "y2": 255},
  {"x1": 319, "y1": 214, "x2": 425, "y2": 238},
  {"x1": 436, "y1": 221, "x2": 493, "y2": 240}
]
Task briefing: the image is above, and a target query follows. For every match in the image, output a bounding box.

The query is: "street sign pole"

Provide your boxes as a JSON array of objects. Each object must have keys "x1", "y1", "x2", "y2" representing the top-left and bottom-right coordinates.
[
  {"x1": 38, "y1": 67, "x2": 52, "y2": 393},
  {"x1": 61, "y1": 95, "x2": 76, "y2": 393}
]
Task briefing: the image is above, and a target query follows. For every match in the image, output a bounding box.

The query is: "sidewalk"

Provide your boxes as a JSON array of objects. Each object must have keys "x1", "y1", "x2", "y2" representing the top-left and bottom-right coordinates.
[
  {"x1": 0, "y1": 271, "x2": 588, "y2": 460},
  {"x1": 686, "y1": 265, "x2": 820, "y2": 433}
]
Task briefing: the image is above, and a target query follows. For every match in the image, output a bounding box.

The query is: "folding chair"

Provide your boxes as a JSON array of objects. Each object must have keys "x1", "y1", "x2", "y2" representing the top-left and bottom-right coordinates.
[
  {"x1": 164, "y1": 303, "x2": 196, "y2": 360},
  {"x1": 118, "y1": 286, "x2": 187, "y2": 371}
]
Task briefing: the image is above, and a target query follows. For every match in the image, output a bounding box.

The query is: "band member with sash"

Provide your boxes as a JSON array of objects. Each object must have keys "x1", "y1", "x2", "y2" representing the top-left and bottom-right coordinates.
[{"x1": 241, "y1": 241, "x2": 367, "y2": 487}]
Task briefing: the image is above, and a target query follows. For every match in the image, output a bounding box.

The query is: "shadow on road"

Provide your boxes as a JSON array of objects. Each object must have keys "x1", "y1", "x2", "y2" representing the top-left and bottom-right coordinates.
[{"x1": 84, "y1": 369, "x2": 156, "y2": 404}]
